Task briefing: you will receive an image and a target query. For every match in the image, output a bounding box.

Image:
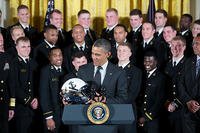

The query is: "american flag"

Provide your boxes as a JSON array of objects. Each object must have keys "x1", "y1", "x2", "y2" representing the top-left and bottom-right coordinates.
[
  {"x1": 147, "y1": 0, "x2": 156, "y2": 22},
  {"x1": 44, "y1": 0, "x2": 55, "y2": 26}
]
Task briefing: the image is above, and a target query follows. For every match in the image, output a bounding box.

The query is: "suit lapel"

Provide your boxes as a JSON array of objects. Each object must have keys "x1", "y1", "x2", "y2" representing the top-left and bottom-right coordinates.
[{"x1": 102, "y1": 63, "x2": 113, "y2": 86}]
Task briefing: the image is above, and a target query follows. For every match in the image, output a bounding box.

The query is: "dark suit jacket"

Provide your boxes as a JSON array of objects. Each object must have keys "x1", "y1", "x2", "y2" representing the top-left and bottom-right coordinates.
[
  {"x1": 138, "y1": 69, "x2": 166, "y2": 121},
  {"x1": 127, "y1": 26, "x2": 143, "y2": 59},
  {"x1": 33, "y1": 40, "x2": 52, "y2": 69},
  {"x1": 164, "y1": 57, "x2": 186, "y2": 109},
  {"x1": 76, "y1": 62, "x2": 128, "y2": 133},
  {"x1": 85, "y1": 28, "x2": 98, "y2": 46},
  {"x1": 10, "y1": 56, "x2": 37, "y2": 117},
  {"x1": 178, "y1": 30, "x2": 194, "y2": 57},
  {"x1": 78, "y1": 62, "x2": 128, "y2": 103},
  {"x1": 101, "y1": 28, "x2": 115, "y2": 44},
  {"x1": 63, "y1": 42, "x2": 92, "y2": 72},
  {"x1": 39, "y1": 64, "x2": 65, "y2": 133}
]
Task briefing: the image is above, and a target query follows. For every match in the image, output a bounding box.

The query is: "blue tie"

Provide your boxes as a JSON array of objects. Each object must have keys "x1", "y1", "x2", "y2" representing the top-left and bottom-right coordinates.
[
  {"x1": 94, "y1": 66, "x2": 102, "y2": 87},
  {"x1": 196, "y1": 59, "x2": 200, "y2": 76}
]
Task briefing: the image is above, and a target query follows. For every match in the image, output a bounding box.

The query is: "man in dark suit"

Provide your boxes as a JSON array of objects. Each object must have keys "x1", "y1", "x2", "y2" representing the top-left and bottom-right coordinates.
[
  {"x1": 39, "y1": 47, "x2": 65, "y2": 133},
  {"x1": 137, "y1": 48, "x2": 166, "y2": 133},
  {"x1": 178, "y1": 36, "x2": 200, "y2": 133},
  {"x1": 49, "y1": 9, "x2": 70, "y2": 49},
  {"x1": 164, "y1": 36, "x2": 186, "y2": 133},
  {"x1": 178, "y1": 14, "x2": 194, "y2": 57},
  {"x1": 0, "y1": 45, "x2": 15, "y2": 133},
  {"x1": 101, "y1": 8, "x2": 119, "y2": 44},
  {"x1": 10, "y1": 37, "x2": 38, "y2": 133},
  {"x1": 111, "y1": 24, "x2": 128, "y2": 64},
  {"x1": 34, "y1": 24, "x2": 58, "y2": 69},
  {"x1": 6, "y1": 26, "x2": 25, "y2": 59},
  {"x1": 117, "y1": 42, "x2": 142, "y2": 133},
  {"x1": 63, "y1": 24, "x2": 92, "y2": 72},
  {"x1": 136, "y1": 22, "x2": 166, "y2": 70},
  {"x1": 127, "y1": 9, "x2": 143, "y2": 58},
  {"x1": 76, "y1": 39, "x2": 128, "y2": 133},
  {"x1": 7, "y1": 5, "x2": 40, "y2": 49},
  {"x1": 154, "y1": 9, "x2": 168, "y2": 43}
]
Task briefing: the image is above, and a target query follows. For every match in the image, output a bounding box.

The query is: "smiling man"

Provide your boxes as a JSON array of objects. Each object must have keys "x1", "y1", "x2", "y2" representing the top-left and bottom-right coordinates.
[{"x1": 77, "y1": 38, "x2": 128, "y2": 133}]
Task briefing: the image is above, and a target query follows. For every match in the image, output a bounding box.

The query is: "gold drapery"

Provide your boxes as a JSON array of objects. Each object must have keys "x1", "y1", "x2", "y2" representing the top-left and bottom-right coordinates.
[{"x1": 7, "y1": 0, "x2": 190, "y2": 35}]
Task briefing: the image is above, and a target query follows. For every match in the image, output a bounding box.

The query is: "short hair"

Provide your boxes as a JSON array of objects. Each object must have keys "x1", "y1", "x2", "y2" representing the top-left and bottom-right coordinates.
[
  {"x1": 182, "y1": 14, "x2": 193, "y2": 23},
  {"x1": 48, "y1": 47, "x2": 61, "y2": 57},
  {"x1": 16, "y1": 36, "x2": 30, "y2": 46},
  {"x1": 194, "y1": 19, "x2": 200, "y2": 25},
  {"x1": 72, "y1": 51, "x2": 86, "y2": 61},
  {"x1": 129, "y1": 9, "x2": 142, "y2": 18},
  {"x1": 72, "y1": 24, "x2": 84, "y2": 32},
  {"x1": 43, "y1": 24, "x2": 57, "y2": 33},
  {"x1": 17, "y1": 5, "x2": 28, "y2": 13},
  {"x1": 118, "y1": 42, "x2": 133, "y2": 52},
  {"x1": 93, "y1": 39, "x2": 111, "y2": 53},
  {"x1": 143, "y1": 21, "x2": 156, "y2": 30},
  {"x1": 172, "y1": 36, "x2": 186, "y2": 46},
  {"x1": 106, "y1": 8, "x2": 118, "y2": 15},
  {"x1": 114, "y1": 24, "x2": 128, "y2": 33},
  {"x1": 77, "y1": 9, "x2": 90, "y2": 17},
  {"x1": 50, "y1": 9, "x2": 62, "y2": 19},
  {"x1": 10, "y1": 26, "x2": 24, "y2": 35},
  {"x1": 197, "y1": 33, "x2": 200, "y2": 37},
  {"x1": 155, "y1": 9, "x2": 168, "y2": 18},
  {"x1": 164, "y1": 24, "x2": 177, "y2": 31},
  {"x1": 144, "y1": 47, "x2": 158, "y2": 60}
]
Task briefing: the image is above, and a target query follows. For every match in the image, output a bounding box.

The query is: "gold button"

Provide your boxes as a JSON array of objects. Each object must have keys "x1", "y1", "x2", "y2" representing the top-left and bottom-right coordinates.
[
  {"x1": 0, "y1": 89, "x2": 3, "y2": 92},
  {"x1": 29, "y1": 89, "x2": 31, "y2": 92},
  {"x1": 28, "y1": 82, "x2": 31, "y2": 85},
  {"x1": 149, "y1": 112, "x2": 152, "y2": 115},
  {"x1": 145, "y1": 95, "x2": 147, "y2": 97},
  {"x1": 1, "y1": 80, "x2": 3, "y2": 83},
  {"x1": 144, "y1": 108, "x2": 146, "y2": 111},
  {"x1": 173, "y1": 85, "x2": 176, "y2": 88},
  {"x1": 24, "y1": 98, "x2": 26, "y2": 101},
  {"x1": 144, "y1": 101, "x2": 147, "y2": 104},
  {"x1": 173, "y1": 92, "x2": 176, "y2": 95},
  {"x1": 0, "y1": 97, "x2": 3, "y2": 100}
]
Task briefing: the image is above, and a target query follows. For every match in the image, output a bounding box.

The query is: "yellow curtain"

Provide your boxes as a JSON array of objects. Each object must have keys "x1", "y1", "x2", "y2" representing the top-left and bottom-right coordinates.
[{"x1": 7, "y1": 0, "x2": 190, "y2": 35}]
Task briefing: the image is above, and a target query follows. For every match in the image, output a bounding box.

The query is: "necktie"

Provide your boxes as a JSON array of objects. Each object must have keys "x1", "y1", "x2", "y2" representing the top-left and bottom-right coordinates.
[
  {"x1": 154, "y1": 32, "x2": 159, "y2": 38},
  {"x1": 146, "y1": 72, "x2": 150, "y2": 79},
  {"x1": 144, "y1": 42, "x2": 148, "y2": 48},
  {"x1": 87, "y1": 30, "x2": 94, "y2": 42},
  {"x1": 25, "y1": 58, "x2": 29, "y2": 64},
  {"x1": 24, "y1": 27, "x2": 29, "y2": 32},
  {"x1": 173, "y1": 61, "x2": 176, "y2": 67},
  {"x1": 106, "y1": 29, "x2": 110, "y2": 33},
  {"x1": 196, "y1": 59, "x2": 200, "y2": 76},
  {"x1": 59, "y1": 30, "x2": 64, "y2": 40},
  {"x1": 80, "y1": 46, "x2": 83, "y2": 51},
  {"x1": 57, "y1": 68, "x2": 61, "y2": 73},
  {"x1": 94, "y1": 66, "x2": 102, "y2": 87}
]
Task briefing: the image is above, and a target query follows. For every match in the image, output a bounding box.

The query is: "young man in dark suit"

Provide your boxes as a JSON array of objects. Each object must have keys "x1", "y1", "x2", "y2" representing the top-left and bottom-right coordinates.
[
  {"x1": 101, "y1": 8, "x2": 119, "y2": 44},
  {"x1": 34, "y1": 24, "x2": 58, "y2": 69},
  {"x1": 137, "y1": 48, "x2": 166, "y2": 133},
  {"x1": 127, "y1": 9, "x2": 143, "y2": 57},
  {"x1": 178, "y1": 14, "x2": 194, "y2": 57},
  {"x1": 39, "y1": 47, "x2": 65, "y2": 133},
  {"x1": 7, "y1": 5, "x2": 40, "y2": 49},
  {"x1": 164, "y1": 36, "x2": 186, "y2": 133},
  {"x1": 10, "y1": 37, "x2": 38, "y2": 133},
  {"x1": 178, "y1": 36, "x2": 200, "y2": 133},
  {"x1": 76, "y1": 39, "x2": 128, "y2": 133},
  {"x1": 63, "y1": 24, "x2": 92, "y2": 72},
  {"x1": 117, "y1": 42, "x2": 142, "y2": 133}
]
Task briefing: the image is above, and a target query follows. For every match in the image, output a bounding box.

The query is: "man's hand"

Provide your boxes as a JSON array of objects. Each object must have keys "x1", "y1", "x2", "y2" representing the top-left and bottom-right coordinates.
[
  {"x1": 31, "y1": 98, "x2": 38, "y2": 109},
  {"x1": 167, "y1": 103, "x2": 176, "y2": 112},
  {"x1": 8, "y1": 110, "x2": 14, "y2": 121},
  {"x1": 46, "y1": 118, "x2": 55, "y2": 131},
  {"x1": 138, "y1": 117, "x2": 145, "y2": 127},
  {"x1": 186, "y1": 100, "x2": 200, "y2": 113}
]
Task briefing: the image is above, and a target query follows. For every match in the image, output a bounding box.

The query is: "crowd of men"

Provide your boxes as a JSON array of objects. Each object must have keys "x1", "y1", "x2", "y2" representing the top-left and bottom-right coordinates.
[{"x1": 1, "y1": 4, "x2": 200, "y2": 133}]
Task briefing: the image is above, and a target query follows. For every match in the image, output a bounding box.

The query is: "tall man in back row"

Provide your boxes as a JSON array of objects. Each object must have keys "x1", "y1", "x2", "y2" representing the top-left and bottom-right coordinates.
[{"x1": 76, "y1": 39, "x2": 128, "y2": 133}]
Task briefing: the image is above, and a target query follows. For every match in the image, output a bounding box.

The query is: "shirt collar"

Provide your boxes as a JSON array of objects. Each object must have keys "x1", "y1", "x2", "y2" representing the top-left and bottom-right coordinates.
[
  {"x1": 107, "y1": 23, "x2": 118, "y2": 31},
  {"x1": 20, "y1": 22, "x2": 29, "y2": 29},
  {"x1": 147, "y1": 68, "x2": 157, "y2": 78},
  {"x1": 172, "y1": 55, "x2": 184, "y2": 65},
  {"x1": 75, "y1": 42, "x2": 86, "y2": 50},
  {"x1": 157, "y1": 27, "x2": 164, "y2": 35},
  {"x1": 181, "y1": 29, "x2": 189, "y2": 35},
  {"x1": 144, "y1": 37, "x2": 154, "y2": 44},
  {"x1": 95, "y1": 61, "x2": 108, "y2": 71},
  {"x1": 44, "y1": 40, "x2": 55, "y2": 48},
  {"x1": 53, "y1": 65, "x2": 61, "y2": 70},
  {"x1": 133, "y1": 24, "x2": 142, "y2": 32},
  {"x1": 118, "y1": 61, "x2": 130, "y2": 68}
]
